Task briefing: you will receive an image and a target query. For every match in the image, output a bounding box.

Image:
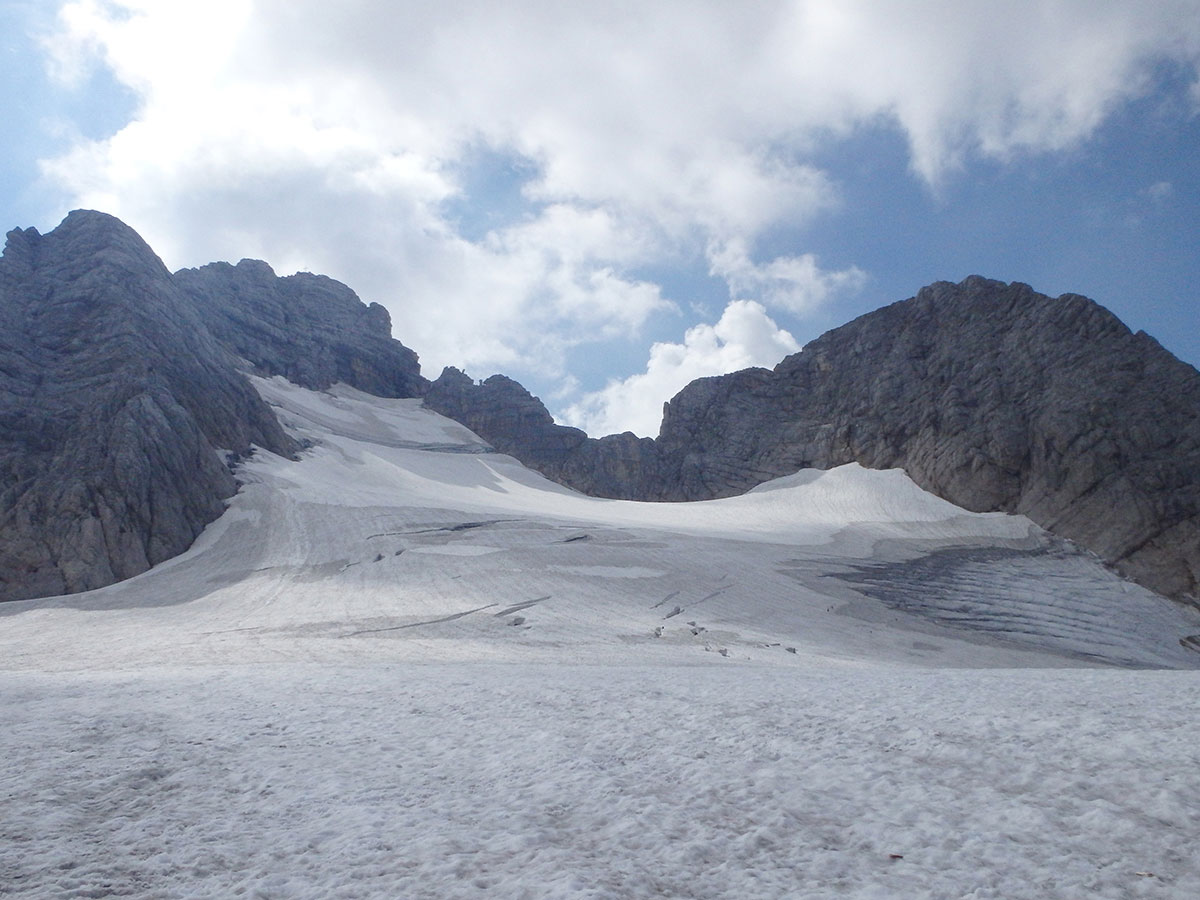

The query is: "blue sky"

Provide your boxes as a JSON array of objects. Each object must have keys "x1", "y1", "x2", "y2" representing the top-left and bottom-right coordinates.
[{"x1": 3, "y1": 1, "x2": 1199, "y2": 436}]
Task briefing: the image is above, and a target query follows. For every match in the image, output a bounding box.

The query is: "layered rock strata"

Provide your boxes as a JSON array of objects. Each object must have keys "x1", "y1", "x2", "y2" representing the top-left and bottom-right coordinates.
[
  {"x1": 0, "y1": 210, "x2": 424, "y2": 602},
  {"x1": 176, "y1": 259, "x2": 423, "y2": 398},
  {"x1": 427, "y1": 278, "x2": 1200, "y2": 604}
]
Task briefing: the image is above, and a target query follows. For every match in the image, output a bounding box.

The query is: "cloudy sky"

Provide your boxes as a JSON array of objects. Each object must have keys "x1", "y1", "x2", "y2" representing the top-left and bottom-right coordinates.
[{"x1": 3, "y1": 1, "x2": 1199, "y2": 436}]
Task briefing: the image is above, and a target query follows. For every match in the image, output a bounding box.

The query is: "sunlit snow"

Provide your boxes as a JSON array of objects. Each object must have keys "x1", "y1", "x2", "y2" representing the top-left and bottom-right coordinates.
[{"x1": 2, "y1": 376, "x2": 1198, "y2": 898}]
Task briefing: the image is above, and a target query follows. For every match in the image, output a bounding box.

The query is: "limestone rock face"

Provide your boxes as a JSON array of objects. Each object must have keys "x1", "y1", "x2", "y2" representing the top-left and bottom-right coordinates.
[
  {"x1": 424, "y1": 368, "x2": 660, "y2": 500},
  {"x1": 0, "y1": 211, "x2": 295, "y2": 602},
  {"x1": 175, "y1": 259, "x2": 424, "y2": 398},
  {"x1": 658, "y1": 278, "x2": 1200, "y2": 602},
  {"x1": 430, "y1": 278, "x2": 1200, "y2": 604},
  {"x1": 5, "y1": 208, "x2": 1196, "y2": 611}
]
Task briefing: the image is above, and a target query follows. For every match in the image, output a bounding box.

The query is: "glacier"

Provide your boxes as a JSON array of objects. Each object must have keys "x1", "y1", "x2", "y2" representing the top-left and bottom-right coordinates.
[{"x1": 2, "y1": 378, "x2": 1198, "y2": 899}]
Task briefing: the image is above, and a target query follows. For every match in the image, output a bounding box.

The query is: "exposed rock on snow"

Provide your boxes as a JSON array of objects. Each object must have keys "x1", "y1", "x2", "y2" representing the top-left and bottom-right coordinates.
[
  {"x1": 0, "y1": 211, "x2": 294, "y2": 601},
  {"x1": 424, "y1": 367, "x2": 661, "y2": 499},
  {"x1": 430, "y1": 278, "x2": 1200, "y2": 605},
  {"x1": 0, "y1": 210, "x2": 427, "y2": 602}
]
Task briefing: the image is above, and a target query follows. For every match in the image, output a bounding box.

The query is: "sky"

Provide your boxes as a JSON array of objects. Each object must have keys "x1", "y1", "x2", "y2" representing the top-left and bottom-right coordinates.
[{"x1": 2, "y1": 1, "x2": 1199, "y2": 438}]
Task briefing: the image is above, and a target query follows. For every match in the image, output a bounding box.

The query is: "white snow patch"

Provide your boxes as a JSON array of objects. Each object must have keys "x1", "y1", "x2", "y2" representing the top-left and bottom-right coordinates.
[
  {"x1": 3, "y1": 665, "x2": 1199, "y2": 899},
  {"x1": 408, "y1": 544, "x2": 503, "y2": 557},
  {"x1": 546, "y1": 565, "x2": 666, "y2": 579},
  {"x1": 2, "y1": 379, "x2": 1199, "y2": 898}
]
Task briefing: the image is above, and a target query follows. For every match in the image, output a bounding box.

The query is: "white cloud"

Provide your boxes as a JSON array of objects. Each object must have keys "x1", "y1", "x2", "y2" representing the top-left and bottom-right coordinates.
[
  {"x1": 1145, "y1": 180, "x2": 1174, "y2": 203},
  {"x1": 559, "y1": 300, "x2": 800, "y2": 438},
  {"x1": 766, "y1": 0, "x2": 1200, "y2": 181},
  {"x1": 33, "y1": 0, "x2": 1200, "y2": 379},
  {"x1": 707, "y1": 238, "x2": 868, "y2": 315}
]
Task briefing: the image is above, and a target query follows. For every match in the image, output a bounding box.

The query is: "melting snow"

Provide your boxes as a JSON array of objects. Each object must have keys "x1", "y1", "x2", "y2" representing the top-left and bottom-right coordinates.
[{"x1": 2, "y1": 375, "x2": 1198, "y2": 898}]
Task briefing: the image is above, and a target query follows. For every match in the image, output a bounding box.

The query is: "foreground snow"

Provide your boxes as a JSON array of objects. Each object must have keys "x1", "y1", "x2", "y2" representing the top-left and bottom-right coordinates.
[
  {"x1": 5, "y1": 664, "x2": 1199, "y2": 899},
  {"x1": 2, "y1": 377, "x2": 1199, "y2": 898}
]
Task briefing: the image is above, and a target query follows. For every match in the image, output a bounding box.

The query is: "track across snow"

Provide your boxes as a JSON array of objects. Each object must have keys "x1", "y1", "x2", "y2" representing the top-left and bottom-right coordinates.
[{"x1": 2, "y1": 377, "x2": 1199, "y2": 898}]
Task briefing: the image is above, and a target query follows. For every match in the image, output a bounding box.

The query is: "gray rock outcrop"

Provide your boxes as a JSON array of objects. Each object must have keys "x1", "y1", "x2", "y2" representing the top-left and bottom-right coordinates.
[
  {"x1": 175, "y1": 259, "x2": 424, "y2": 398},
  {"x1": 0, "y1": 210, "x2": 297, "y2": 601},
  {"x1": 427, "y1": 277, "x2": 1200, "y2": 605},
  {"x1": 424, "y1": 368, "x2": 659, "y2": 499},
  {"x1": 5, "y1": 209, "x2": 1195, "y2": 610}
]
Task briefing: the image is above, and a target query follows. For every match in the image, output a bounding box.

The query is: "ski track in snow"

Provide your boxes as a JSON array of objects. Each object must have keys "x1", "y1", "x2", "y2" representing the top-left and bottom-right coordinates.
[{"x1": 2, "y1": 375, "x2": 1200, "y2": 899}]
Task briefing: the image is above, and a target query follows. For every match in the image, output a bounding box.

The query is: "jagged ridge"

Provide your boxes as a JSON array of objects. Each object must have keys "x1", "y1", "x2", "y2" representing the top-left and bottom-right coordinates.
[
  {"x1": 426, "y1": 277, "x2": 1200, "y2": 604},
  {"x1": 4, "y1": 211, "x2": 1196, "y2": 609},
  {"x1": 0, "y1": 211, "x2": 424, "y2": 601},
  {"x1": 176, "y1": 259, "x2": 424, "y2": 398}
]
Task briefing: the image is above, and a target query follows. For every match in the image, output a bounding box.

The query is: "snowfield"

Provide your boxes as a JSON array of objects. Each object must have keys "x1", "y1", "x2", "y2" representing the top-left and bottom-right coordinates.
[{"x1": 2, "y1": 377, "x2": 1199, "y2": 898}]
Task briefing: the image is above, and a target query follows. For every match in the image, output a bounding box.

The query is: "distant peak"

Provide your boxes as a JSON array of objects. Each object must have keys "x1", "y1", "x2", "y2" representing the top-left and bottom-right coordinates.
[
  {"x1": 235, "y1": 258, "x2": 277, "y2": 277},
  {"x1": 50, "y1": 209, "x2": 164, "y2": 263},
  {"x1": 56, "y1": 209, "x2": 145, "y2": 239},
  {"x1": 62, "y1": 208, "x2": 125, "y2": 225}
]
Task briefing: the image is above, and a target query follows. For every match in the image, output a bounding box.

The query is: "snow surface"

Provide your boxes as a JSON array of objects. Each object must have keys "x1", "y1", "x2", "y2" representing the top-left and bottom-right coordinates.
[{"x1": 2, "y1": 375, "x2": 1199, "y2": 898}]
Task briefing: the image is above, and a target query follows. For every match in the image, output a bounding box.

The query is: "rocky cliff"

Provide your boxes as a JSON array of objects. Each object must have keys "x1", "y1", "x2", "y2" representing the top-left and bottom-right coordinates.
[
  {"x1": 0, "y1": 211, "x2": 293, "y2": 600},
  {"x1": 427, "y1": 277, "x2": 1200, "y2": 605},
  {"x1": 4, "y1": 211, "x2": 1197, "y2": 609},
  {"x1": 175, "y1": 259, "x2": 423, "y2": 398},
  {"x1": 424, "y1": 368, "x2": 660, "y2": 499},
  {"x1": 0, "y1": 210, "x2": 424, "y2": 602}
]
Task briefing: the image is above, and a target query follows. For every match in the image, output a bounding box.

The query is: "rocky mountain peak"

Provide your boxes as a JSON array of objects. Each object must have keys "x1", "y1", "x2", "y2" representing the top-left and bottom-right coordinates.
[
  {"x1": 0, "y1": 210, "x2": 427, "y2": 602},
  {"x1": 175, "y1": 257, "x2": 425, "y2": 398},
  {"x1": 432, "y1": 276, "x2": 1200, "y2": 605},
  {"x1": 3, "y1": 212, "x2": 1197, "y2": 610}
]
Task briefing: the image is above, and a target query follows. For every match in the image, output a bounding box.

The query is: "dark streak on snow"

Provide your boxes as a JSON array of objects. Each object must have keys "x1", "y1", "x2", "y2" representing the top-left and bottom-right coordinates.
[
  {"x1": 651, "y1": 591, "x2": 681, "y2": 609},
  {"x1": 343, "y1": 604, "x2": 499, "y2": 636},
  {"x1": 494, "y1": 596, "x2": 551, "y2": 617},
  {"x1": 366, "y1": 520, "x2": 513, "y2": 540},
  {"x1": 689, "y1": 587, "x2": 731, "y2": 607}
]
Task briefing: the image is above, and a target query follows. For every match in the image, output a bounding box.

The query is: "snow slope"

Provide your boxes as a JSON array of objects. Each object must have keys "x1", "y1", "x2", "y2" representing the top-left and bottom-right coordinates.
[{"x1": 2, "y1": 377, "x2": 1199, "y2": 899}]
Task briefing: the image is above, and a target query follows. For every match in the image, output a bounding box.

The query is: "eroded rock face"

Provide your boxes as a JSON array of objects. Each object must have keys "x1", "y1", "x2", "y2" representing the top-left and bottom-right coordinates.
[
  {"x1": 175, "y1": 259, "x2": 424, "y2": 398},
  {"x1": 662, "y1": 278, "x2": 1200, "y2": 602},
  {"x1": 428, "y1": 278, "x2": 1200, "y2": 605},
  {"x1": 0, "y1": 211, "x2": 296, "y2": 602},
  {"x1": 424, "y1": 368, "x2": 660, "y2": 500},
  {"x1": 1, "y1": 210, "x2": 430, "y2": 603}
]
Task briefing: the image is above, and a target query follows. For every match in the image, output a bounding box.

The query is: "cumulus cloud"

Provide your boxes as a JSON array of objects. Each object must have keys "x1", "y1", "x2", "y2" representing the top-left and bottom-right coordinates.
[
  {"x1": 34, "y1": 0, "x2": 1200, "y2": 379},
  {"x1": 559, "y1": 300, "x2": 800, "y2": 438},
  {"x1": 708, "y1": 238, "x2": 868, "y2": 315}
]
